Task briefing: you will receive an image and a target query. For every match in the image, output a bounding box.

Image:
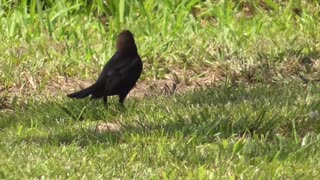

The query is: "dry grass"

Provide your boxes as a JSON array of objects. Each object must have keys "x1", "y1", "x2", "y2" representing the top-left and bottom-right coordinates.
[{"x1": 1, "y1": 55, "x2": 319, "y2": 112}]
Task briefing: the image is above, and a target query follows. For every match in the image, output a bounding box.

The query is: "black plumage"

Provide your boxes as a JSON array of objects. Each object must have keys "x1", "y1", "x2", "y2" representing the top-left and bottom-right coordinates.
[{"x1": 67, "y1": 30, "x2": 143, "y2": 105}]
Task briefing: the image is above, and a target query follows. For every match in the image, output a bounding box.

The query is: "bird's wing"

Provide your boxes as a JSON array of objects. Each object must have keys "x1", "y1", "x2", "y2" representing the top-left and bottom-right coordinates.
[
  {"x1": 91, "y1": 53, "x2": 141, "y2": 98},
  {"x1": 97, "y1": 52, "x2": 137, "y2": 80}
]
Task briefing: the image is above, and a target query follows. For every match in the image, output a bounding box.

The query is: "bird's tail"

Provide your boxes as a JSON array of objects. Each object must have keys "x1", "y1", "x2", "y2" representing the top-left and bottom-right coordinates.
[{"x1": 67, "y1": 84, "x2": 96, "y2": 99}]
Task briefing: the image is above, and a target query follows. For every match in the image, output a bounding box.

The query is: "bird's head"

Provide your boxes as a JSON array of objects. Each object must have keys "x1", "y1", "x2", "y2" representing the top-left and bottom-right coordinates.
[{"x1": 116, "y1": 30, "x2": 137, "y2": 54}]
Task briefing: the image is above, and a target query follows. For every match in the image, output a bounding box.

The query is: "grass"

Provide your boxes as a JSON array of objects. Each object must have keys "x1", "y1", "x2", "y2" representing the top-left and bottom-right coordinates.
[
  {"x1": 1, "y1": 0, "x2": 319, "y2": 90},
  {"x1": 1, "y1": 0, "x2": 320, "y2": 179},
  {"x1": 1, "y1": 82, "x2": 320, "y2": 178}
]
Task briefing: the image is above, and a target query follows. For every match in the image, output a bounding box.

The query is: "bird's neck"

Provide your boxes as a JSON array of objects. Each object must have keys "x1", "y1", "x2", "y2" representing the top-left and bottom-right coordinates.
[{"x1": 117, "y1": 46, "x2": 138, "y2": 56}]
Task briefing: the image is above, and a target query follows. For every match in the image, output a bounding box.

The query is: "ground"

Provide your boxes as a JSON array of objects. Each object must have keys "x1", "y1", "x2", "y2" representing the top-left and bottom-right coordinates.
[{"x1": 1, "y1": 0, "x2": 320, "y2": 179}]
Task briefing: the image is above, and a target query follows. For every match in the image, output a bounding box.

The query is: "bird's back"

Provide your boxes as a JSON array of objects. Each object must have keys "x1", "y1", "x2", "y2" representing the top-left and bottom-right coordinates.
[{"x1": 91, "y1": 52, "x2": 142, "y2": 98}]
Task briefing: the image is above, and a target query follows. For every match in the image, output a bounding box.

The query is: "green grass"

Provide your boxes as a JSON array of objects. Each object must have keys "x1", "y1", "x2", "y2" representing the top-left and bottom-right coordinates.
[
  {"x1": 1, "y1": 0, "x2": 320, "y2": 179},
  {"x1": 0, "y1": 0, "x2": 319, "y2": 88},
  {"x1": 1, "y1": 82, "x2": 320, "y2": 178}
]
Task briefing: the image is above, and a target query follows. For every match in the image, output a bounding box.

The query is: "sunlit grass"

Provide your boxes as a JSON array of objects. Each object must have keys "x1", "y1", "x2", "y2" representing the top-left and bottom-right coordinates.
[{"x1": 0, "y1": 0, "x2": 319, "y2": 87}]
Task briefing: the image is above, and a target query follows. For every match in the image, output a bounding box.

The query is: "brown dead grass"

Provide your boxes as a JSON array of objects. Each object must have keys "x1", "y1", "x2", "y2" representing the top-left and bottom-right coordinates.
[{"x1": 1, "y1": 57, "x2": 319, "y2": 111}]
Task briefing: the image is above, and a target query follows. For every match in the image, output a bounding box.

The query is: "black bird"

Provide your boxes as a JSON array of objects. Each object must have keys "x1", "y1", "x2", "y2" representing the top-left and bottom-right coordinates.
[{"x1": 67, "y1": 30, "x2": 143, "y2": 106}]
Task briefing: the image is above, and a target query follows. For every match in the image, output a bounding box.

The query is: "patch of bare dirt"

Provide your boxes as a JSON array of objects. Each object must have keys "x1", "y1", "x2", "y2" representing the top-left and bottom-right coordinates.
[
  {"x1": 1, "y1": 68, "x2": 221, "y2": 98},
  {"x1": 1, "y1": 57, "x2": 319, "y2": 111},
  {"x1": 0, "y1": 68, "x2": 221, "y2": 111},
  {"x1": 95, "y1": 122, "x2": 122, "y2": 134}
]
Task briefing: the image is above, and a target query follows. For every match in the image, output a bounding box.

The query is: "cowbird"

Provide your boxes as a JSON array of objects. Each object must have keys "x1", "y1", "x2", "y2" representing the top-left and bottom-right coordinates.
[{"x1": 67, "y1": 30, "x2": 143, "y2": 106}]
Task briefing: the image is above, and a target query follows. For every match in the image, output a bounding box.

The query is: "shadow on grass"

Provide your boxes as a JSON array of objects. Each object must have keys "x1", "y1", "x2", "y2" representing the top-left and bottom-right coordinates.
[
  {"x1": 123, "y1": 81, "x2": 320, "y2": 140},
  {"x1": 1, "y1": 81, "x2": 320, "y2": 146},
  {"x1": 122, "y1": 108, "x2": 282, "y2": 142},
  {"x1": 11, "y1": 128, "x2": 122, "y2": 147},
  {"x1": 0, "y1": 97, "x2": 126, "y2": 147}
]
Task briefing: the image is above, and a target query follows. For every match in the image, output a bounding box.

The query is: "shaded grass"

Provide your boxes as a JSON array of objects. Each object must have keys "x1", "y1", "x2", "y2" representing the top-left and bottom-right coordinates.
[{"x1": 1, "y1": 82, "x2": 320, "y2": 178}]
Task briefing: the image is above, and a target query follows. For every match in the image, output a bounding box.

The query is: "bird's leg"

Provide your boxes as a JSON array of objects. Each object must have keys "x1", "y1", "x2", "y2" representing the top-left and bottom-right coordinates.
[
  {"x1": 118, "y1": 94, "x2": 127, "y2": 104},
  {"x1": 118, "y1": 93, "x2": 128, "y2": 110},
  {"x1": 103, "y1": 96, "x2": 108, "y2": 107}
]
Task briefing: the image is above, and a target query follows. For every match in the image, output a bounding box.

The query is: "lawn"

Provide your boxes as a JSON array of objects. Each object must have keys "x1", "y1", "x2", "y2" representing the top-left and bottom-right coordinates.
[{"x1": 1, "y1": 0, "x2": 320, "y2": 179}]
